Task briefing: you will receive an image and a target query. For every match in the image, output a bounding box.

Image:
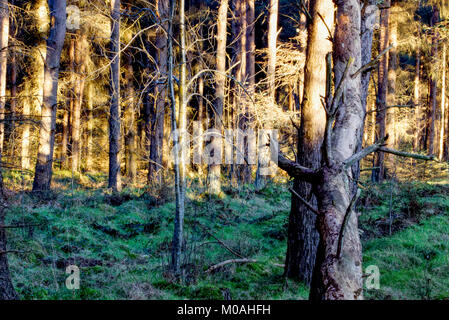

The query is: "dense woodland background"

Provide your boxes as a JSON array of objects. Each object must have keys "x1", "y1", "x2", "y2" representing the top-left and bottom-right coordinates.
[{"x1": 0, "y1": 0, "x2": 448, "y2": 300}]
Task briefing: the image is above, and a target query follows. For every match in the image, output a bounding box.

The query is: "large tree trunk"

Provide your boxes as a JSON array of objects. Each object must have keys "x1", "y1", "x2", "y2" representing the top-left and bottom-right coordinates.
[
  {"x1": 372, "y1": 2, "x2": 390, "y2": 183},
  {"x1": 427, "y1": 6, "x2": 439, "y2": 156},
  {"x1": 386, "y1": 14, "x2": 398, "y2": 172},
  {"x1": 438, "y1": 44, "x2": 446, "y2": 160},
  {"x1": 267, "y1": 0, "x2": 278, "y2": 100},
  {"x1": 124, "y1": 52, "x2": 137, "y2": 184},
  {"x1": 208, "y1": 0, "x2": 228, "y2": 195},
  {"x1": 0, "y1": 168, "x2": 17, "y2": 300},
  {"x1": 310, "y1": 0, "x2": 364, "y2": 300},
  {"x1": 108, "y1": 0, "x2": 121, "y2": 191},
  {"x1": 414, "y1": 48, "x2": 422, "y2": 152},
  {"x1": 86, "y1": 82, "x2": 93, "y2": 170},
  {"x1": 284, "y1": 0, "x2": 334, "y2": 286},
  {"x1": 32, "y1": 0, "x2": 66, "y2": 192},
  {"x1": 0, "y1": 0, "x2": 9, "y2": 154},
  {"x1": 71, "y1": 33, "x2": 87, "y2": 173},
  {"x1": 170, "y1": 0, "x2": 187, "y2": 275},
  {"x1": 148, "y1": 0, "x2": 168, "y2": 186}
]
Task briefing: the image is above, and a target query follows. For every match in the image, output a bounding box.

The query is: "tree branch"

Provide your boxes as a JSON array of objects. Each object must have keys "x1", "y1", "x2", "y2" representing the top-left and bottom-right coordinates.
[
  {"x1": 352, "y1": 45, "x2": 393, "y2": 78},
  {"x1": 378, "y1": 147, "x2": 435, "y2": 161},
  {"x1": 337, "y1": 189, "x2": 361, "y2": 259},
  {"x1": 289, "y1": 188, "x2": 319, "y2": 216},
  {"x1": 344, "y1": 135, "x2": 388, "y2": 168},
  {"x1": 277, "y1": 153, "x2": 317, "y2": 182}
]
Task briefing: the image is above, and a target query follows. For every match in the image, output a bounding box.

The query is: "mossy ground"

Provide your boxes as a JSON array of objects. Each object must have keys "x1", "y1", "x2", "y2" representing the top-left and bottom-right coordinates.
[{"x1": 2, "y1": 169, "x2": 449, "y2": 300}]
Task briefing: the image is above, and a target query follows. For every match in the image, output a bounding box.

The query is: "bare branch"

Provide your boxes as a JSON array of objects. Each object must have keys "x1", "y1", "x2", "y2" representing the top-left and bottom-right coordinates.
[
  {"x1": 277, "y1": 153, "x2": 316, "y2": 182},
  {"x1": 206, "y1": 259, "x2": 258, "y2": 273},
  {"x1": 352, "y1": 45, "x2": 393, "y2": 78},
  {"x1": 378, "y1": 147, "x2": 435, "y2": 161},
  {"x1": 289, "y1": 188, "x2": 319, "y2": 216},
  {"x1": 337, "y1": 189, "x2": 361, "y2": 259},
  {"x1": 344, "y1": 135, "x2": 389, "y2": 168}
]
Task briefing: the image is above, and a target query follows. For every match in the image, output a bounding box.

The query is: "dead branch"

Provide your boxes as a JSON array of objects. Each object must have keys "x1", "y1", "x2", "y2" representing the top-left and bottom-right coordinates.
[
  {"x1": 289, "y1": 188, "x2": 319, "y2": 216},
  {"x1": 352, "y1": 45, "x2": 393, "y2": 78},
  {"x1": 344, "y1": 135, "x2": 389, "y2": 168},
  {"x1": 195, "y1": 221, "x2": 245, "y2": 259},
  {"x1": 378, "y1": 147, "x2": 434, "y2": 161},
  {"x1": 278, "y1": 153, "x2": 317, "y2": 182},
  {"x1": 206, "y1": 259, "x2": 258, "y2": 273},
  {"x1": 337, "y1": 189, "x2": 361, "y2": 259}
]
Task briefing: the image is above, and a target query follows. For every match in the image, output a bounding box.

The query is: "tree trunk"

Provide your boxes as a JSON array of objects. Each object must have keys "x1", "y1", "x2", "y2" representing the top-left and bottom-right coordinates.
[
  {"x1": 208, "y1": 0, "x2": 228, "y2": 195},
  {"x1": 108, "y1": 0, "x2": 121, "y2": 191},
  {"x1": 284, "y1": 0, "x2": 334, "y2": 286},
  {"x1": 310, "y1": 0, "x2": 364, "y2": 300},
  {"x1": 0, "y1": 167, "x2": 17, "y2": 300},
  {"x1": 427, "y1": 6, "x2": 439, "y2": 156},
  {"x1": 86, "y1": 82, "x2": 93, "y2": 170},
  {"x1": 267, "y1": 0, "x2": 278, "y2": 100},
  {"x1": 386, "y1": 14, "x2": 398, "y2": 172},
  {"x1": 0, "y1": 0, "x2": 9, "y2": 154},
  {"x1": 414, "y1": 48, "x2": 421, "y2": 152},
  {"x1": 439, "y1": 44, "x2": 446, "y2": 160},
  {"x1": 372, "y1": 2, "x2": 390, "y2": 183},
  {"x1": 71, "y1": 33, "x2": 87, "y2": 173},
  {"x1": 149, "y1": 0, "x2": 168, "y2": 185},
  {"x1": 170, "y1": 0, "x2": 187, "y2": 275},
  {"x1": 124, "y1": 52, "x2": 137, "y2": 183},
  {"x1": 32, "y1": 0, "x2": 66, "y2": 192}
]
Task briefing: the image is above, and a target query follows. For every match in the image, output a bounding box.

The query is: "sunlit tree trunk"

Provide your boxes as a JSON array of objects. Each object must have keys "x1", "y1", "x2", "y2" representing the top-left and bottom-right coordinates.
[
  {"x1": 427, "y1": 6, "x2": 439, "y2": 156},
  {"x1": 32, "y1": 0, "x2": 66, "y2": 191},
  {"x1": 124, "y1": 52, "x2": 136, "y2": 184},
  {"x1": 372, "y1": 2, "x2": 390, "y2": 183},
  {"x1": 438, "y1": 43, "x2": 446, "y2": 161},
  {"x1": 149, "y1": 0, "x2": 168, "y2": 185},
  {"x1": 0, "y1": 0, "x2": 9, "y2": 154},
  {"x1": 386, "y1": 15, "x2": 398, "y2": 172},
  {"x1": 108, "y1": 0, "x2": 121, "y2": 191},
  {"x1": 170, "y1": 0, "x2": 187, "y2": 275},
  {"x1": 310, "y1": 0, "x2": 364, "y2": 300},
  {"x1": 284, "y1": 0, "x2": 334, "y2": 286},
  {"x1": 209, "y1": 0, "x2": 228, "y2": 195},
  {"x1": 414, "y1": 47, "x2": 421, "y2": 152},
  {"x1": 86, "y1": 82, "x2": 93, "y2": 170},
  {"x1": 72, "y1": 33, "x2": 86, "y2": 173},
  {"x1": 267, "y1": 0, "x2": 278, "y2": 100}
]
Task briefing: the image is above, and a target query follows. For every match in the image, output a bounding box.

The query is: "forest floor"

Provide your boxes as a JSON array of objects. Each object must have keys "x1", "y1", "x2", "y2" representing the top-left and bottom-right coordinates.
[{"x1": 2, "y1": 162, "x2": 449, "y2": 300}]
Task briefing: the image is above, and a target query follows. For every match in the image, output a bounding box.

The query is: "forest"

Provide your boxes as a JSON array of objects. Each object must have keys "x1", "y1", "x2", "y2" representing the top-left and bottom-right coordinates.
[{"x1": 0, "y1": 0, "x2": 448, "y2": 301}]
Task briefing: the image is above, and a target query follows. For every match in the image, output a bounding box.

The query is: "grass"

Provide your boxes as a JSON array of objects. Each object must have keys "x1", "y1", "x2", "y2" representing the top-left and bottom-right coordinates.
[{"x1": 2, "y1": 169, "x2": 449, "y2": 300}]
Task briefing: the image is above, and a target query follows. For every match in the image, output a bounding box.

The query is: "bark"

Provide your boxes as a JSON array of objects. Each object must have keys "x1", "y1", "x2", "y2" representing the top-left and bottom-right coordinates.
[
  {"x1": 32, "y1": 0, "x2": 67, "y2": 192},
  {"x1": 148, "y1": 0, "x2": 168, "y2": 185},
  {"x1": 414, "y1": 48, "x2": 421, "y2": 152},
  {"x1": 284, "y1": 0, "x2": 334, "y2": 286},
  {"x1": 208, "y1": 0, "x2": 228, "y2": 195},
  {"x1": 9, "y1": 1, "x2": 16, "y2": 134},
  {"x1": 86, "y1": 82, "x2": 93, "y2": 169},
  {"x1": 71, "y1": 33, "x2": 87, "y2": 173},
  {"x1": 267, "y1": 0, "x2": 278, "y2": 100},
  {"x1": 438, "y1": 44, "x2": 446, "y2": 161},
  {"x1": 372, "y1": 2, "x2": 390, "y2": 183},
  {"x1": 170, "y1": 0, "x2": 187, "y2": 275},
  {"x1": 0, "y1": 0, "x2": 9, "y2": 153},
  {"x1": 427, "y1": 7, "x2": 439, "y2": 156},
  {"x1": 124, "y1": 52, "x2": 137, "y2": 183},
  {"x1": 0, "y1": 168, "x2": 17, "y2": 300},
  {"x1": 108, "y1": 0, "x2": 121, "y2": 191},
  {"x1": 311, "y1": 0, "x2": 364, "y2": 300},
  {"x1": 386, "y1": 15, "x2": 398, "y2": 171},
  {"x1": 21, "y1": 98, "x2": 31, "y2": 170}
]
